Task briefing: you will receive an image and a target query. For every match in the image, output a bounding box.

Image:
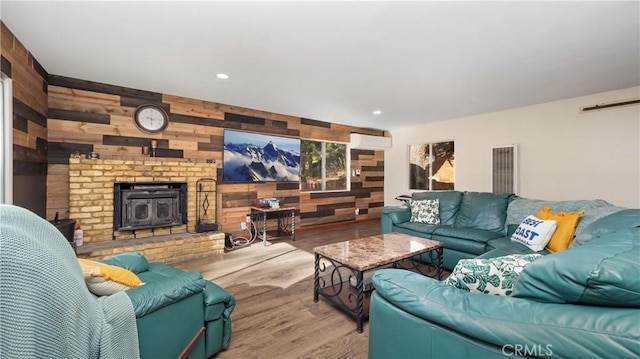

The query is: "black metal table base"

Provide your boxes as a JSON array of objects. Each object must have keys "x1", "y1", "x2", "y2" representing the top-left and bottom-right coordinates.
[
  {"x1": 313, "y1": 247, "x2": 443, "y2": 333},
  {"x1": 393, "y1": 247, "x2": 444, "y2": 280},
  {"x1": 250, "y1": 208, "x2": 295, "y2": 246},
  {"x1": 314, "y1": 254, "x2": 367, "y2": 333}
]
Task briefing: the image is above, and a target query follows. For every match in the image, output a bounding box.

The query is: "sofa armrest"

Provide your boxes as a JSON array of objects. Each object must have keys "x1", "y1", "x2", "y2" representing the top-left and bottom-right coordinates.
[
  {"x1": 382, "y1": 206, "x2": 411, "y2": 223},
  {"x1": 126, "y1": 271, "x2": 205, "y2": 317},
  {"x1": 204, "y1": 281, "x2": 236, "y2": 351},
  {"x1": 372, "y1": 269, "x2": 640, "y2": 358},
  {"x1": 381, "y1": 206, "x2": 411, "y2": 233},
  {"x1": 204, "y1": 281, "x2": 236, "y2": 321}
]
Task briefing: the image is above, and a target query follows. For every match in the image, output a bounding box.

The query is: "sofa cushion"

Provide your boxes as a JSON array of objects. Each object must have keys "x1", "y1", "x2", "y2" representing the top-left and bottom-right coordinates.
[
  {"x1": 484, "y1": 237, "x2": 550, "y2": 254},
  {"x1": 79, "y1": 258, "x2": 143, "y2": 296},
  {"x1": 433, "y1": 226, "x2": 505, "y2": 243},
  {"x1": 454, "y1": 192, "x2": 511, "y2": 232},
  {"x1": 512, "y1": 229, "x2": 640, "y2": 307},
  {"x1": 410, "y1": 199, "x2": 440, "y2": 224},
  {"x1": 395, "y1": 222, "x2": 440, "y2": 235},
  {"x1": 101, "y1": 251, "x2": 150, "y2": 274},
  {"x1": 431, "y1": 234, "x2": 489, "y2": 255},
  {"x1": 572, "y1": 209, "x2": 640, "y2": 248},
  {"x1": 137, "y1": 262, "x2": 189, "y2": 282},
  {"x1": 480, "y1": 239, "x2": 548, "y2": 259},
  {"x1": 412, "y1": 191, "x2": 463, "y2": 226},
  {"x1": 446, "y1": 253, "x2": 543, "y2": 296},
  {"x1": 127, "y1": 269, "x2": 206, "y2": 317},
  {"x1": 84, "y1": 277, "x2": 132, "y2": 296},
  {"x1": 536, "y1": 207, "x2": 584, "y2": 252},
  {"x1": 79, "y1": 258, "x2": 142, "y2": 286},
  {"x1": 510, "y1": 215, "x2": 557, "y2": 252}
]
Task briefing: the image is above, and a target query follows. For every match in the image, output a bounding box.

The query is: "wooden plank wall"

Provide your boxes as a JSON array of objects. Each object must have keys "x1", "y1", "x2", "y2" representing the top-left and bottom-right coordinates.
[
  {"x1": 1, "y1": 22, "x2": 49, "y2": 217},
  {"x1": 45, "y1": 76, "x2": 385, "y2": 237}
]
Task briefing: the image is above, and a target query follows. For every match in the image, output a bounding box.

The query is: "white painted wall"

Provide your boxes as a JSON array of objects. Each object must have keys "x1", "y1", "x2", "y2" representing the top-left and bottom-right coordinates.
[{"x1": 385, "y1": 87, "x2": 640, "y2": 208}]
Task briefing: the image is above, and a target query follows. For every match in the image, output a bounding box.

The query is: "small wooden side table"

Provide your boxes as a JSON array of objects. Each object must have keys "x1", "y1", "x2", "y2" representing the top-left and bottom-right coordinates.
[{"x1": 250, "y1": 206, "x2": 296, "y2": 246}]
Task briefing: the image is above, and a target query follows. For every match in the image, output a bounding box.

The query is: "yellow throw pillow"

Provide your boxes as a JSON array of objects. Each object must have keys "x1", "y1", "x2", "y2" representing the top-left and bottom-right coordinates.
[
  {"x1": 78, "y1": 258, "x2": 142, "y2": 289},
  {"x1": 536, "y1": 207, "x2": 585, "y2": 253}
]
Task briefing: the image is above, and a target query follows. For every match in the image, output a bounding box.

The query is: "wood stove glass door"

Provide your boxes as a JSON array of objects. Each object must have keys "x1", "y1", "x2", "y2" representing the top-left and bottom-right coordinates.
[
  {"x1": 127, "y1": 198, "x2": 153, "y2": 228},
  {"x1": 153, "y1": 198, "x2": 177, "y2": 226}
]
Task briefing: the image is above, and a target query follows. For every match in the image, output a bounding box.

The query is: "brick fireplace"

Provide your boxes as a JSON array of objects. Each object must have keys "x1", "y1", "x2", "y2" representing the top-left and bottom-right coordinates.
[{"x1": 68, "y1": 158, "x2": 224, "y2": 262}]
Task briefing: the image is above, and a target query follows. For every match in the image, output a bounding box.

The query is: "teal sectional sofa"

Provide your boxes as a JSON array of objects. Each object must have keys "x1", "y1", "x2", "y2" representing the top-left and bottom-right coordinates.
[
  {"x1": 371, "y1": 193, "x2": 640, "y2": 358},
  {"x1": 381, "y1": 191, "x2": 623, "y2": 270}
]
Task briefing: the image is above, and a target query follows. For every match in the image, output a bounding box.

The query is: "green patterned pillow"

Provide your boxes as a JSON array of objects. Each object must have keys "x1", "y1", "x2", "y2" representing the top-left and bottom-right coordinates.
[
  {"x1": 410, "y1": 199, "x2": 440, "y2": 224},
  {"x1": 445, "y1": 253, "x2": 543, "y2": 296}
]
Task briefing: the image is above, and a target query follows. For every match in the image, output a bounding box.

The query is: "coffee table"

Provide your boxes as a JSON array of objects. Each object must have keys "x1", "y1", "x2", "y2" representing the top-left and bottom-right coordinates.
[{"x1": 313, "y1": 232, "x2": 444, "y2": 333}]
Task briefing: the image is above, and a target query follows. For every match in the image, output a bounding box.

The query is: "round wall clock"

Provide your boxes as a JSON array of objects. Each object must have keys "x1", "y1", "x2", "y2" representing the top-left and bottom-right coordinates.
[{"x1": 133, "y1": 104, "x2": 169, "y2": 133}]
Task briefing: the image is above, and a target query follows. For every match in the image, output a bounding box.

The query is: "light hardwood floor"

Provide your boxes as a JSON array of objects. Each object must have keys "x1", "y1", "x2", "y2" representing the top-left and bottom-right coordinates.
[{"x1": 174, "y1": 220, "x2": 381, "y2": 359}]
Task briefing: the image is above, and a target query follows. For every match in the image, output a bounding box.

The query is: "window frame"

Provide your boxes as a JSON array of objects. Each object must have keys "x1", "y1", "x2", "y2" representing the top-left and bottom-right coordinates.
[
  {"x1": 300, "y1": 138, "x2": 351, "y2": 193},
  {"x1": 408, "y1": 140, "x2": 455, "y2": 191},
  {"x1": 0, "y1": 73, "x2": 12, "y2": 204}
]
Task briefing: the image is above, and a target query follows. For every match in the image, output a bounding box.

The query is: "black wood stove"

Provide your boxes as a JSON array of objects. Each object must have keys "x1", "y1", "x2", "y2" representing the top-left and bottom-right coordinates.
[{"x1": 113, "y1": 182, "x2": 187, "y2": 233}]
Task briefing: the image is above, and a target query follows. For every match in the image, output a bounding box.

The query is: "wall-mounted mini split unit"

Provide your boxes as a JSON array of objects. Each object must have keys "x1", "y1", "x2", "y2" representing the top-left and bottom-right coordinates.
[{"x1": 350, "y1": 133, "x2": 392, "y2": 151}]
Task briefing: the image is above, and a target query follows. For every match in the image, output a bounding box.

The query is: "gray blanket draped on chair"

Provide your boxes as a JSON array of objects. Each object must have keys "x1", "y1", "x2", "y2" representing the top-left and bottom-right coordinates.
[{"x1": 0, "y1": 204, "x2": 139, "y2": 358}]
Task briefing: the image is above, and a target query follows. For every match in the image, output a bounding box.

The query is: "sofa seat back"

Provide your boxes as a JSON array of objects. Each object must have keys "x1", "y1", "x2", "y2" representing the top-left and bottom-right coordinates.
[
  {"x1": 412, "y1": 191, "x2": 463, "y2": 225},
  {"x1": 505, "y1": 198, "x2": 619, "y2": 238},
  {"x1": 513, "y1": 210, "x2": 640, "y2": 307},
  {"x1": 572, "y1": 208, "x2": 640, "y2": 247},
  {"x1": 410, "y1": 191, "x2": 512, "y2": 233},
  {"x1": 454, "y1": 192, "x2": 513, "y2": 232}
]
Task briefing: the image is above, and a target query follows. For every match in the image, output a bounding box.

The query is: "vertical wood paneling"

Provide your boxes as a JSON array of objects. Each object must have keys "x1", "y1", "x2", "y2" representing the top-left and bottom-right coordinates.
[{"x1": 2, "y1": 22, "x2": 49, "y2": 218}]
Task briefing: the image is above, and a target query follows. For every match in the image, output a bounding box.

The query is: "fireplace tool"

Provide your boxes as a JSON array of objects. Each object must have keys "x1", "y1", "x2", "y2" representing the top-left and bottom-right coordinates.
[{"x1": 195, "y1": 178, "x2": 219, "y2": 232}]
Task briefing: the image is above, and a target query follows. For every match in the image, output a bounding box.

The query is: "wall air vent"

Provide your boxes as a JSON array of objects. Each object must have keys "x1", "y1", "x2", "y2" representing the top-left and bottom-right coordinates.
[
  {"x1": 580, "y1": 98, "x2": 640, "y2": 113},
  {"x1": 491, "y1": 145, "x2": 518, "y2": 195}
]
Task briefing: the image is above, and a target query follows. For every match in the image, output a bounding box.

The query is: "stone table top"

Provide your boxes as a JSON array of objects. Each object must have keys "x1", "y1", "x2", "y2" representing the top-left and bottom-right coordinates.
[{"x1": 313, "y1": 232, "x2": 444, "y2": 271}]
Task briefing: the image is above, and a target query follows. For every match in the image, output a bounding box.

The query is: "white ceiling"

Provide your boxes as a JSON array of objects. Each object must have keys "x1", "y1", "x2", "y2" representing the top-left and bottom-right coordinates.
[{"x1": 1, "y1": 1, "x2": 639, "y2": 131}]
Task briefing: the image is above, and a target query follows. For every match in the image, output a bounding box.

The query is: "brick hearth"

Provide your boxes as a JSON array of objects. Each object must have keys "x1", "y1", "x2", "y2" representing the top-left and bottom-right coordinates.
[{"x1": 76, "y1": 231, "x2": 225, "y2": 263}]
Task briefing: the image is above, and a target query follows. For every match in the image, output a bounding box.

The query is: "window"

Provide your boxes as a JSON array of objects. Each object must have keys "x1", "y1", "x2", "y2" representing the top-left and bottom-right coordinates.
[
  {"x1": 300, "y1": 140, "x2": 348, "y2": 191},
  {"x1": 0, "y1": 73, "x2": 12, "y2": 204},
  {"x1": 409, "y1": 141, "x2": 454, "y2": 190}
]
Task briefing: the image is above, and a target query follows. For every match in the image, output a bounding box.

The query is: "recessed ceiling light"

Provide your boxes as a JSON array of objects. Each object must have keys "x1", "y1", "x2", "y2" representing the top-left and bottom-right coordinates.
[
  {"x1": 216, "y1": 73, "x2": 229, "y2": 79},
  {"x1": 373, "y1": 110, "x2": 382, "y2": 115}
]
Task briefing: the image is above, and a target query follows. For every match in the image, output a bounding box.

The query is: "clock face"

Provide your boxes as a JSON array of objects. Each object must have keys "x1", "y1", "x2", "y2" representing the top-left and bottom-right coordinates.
[{"x1": 134, "y1": 105, "x2": 169, "y2": 133}]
